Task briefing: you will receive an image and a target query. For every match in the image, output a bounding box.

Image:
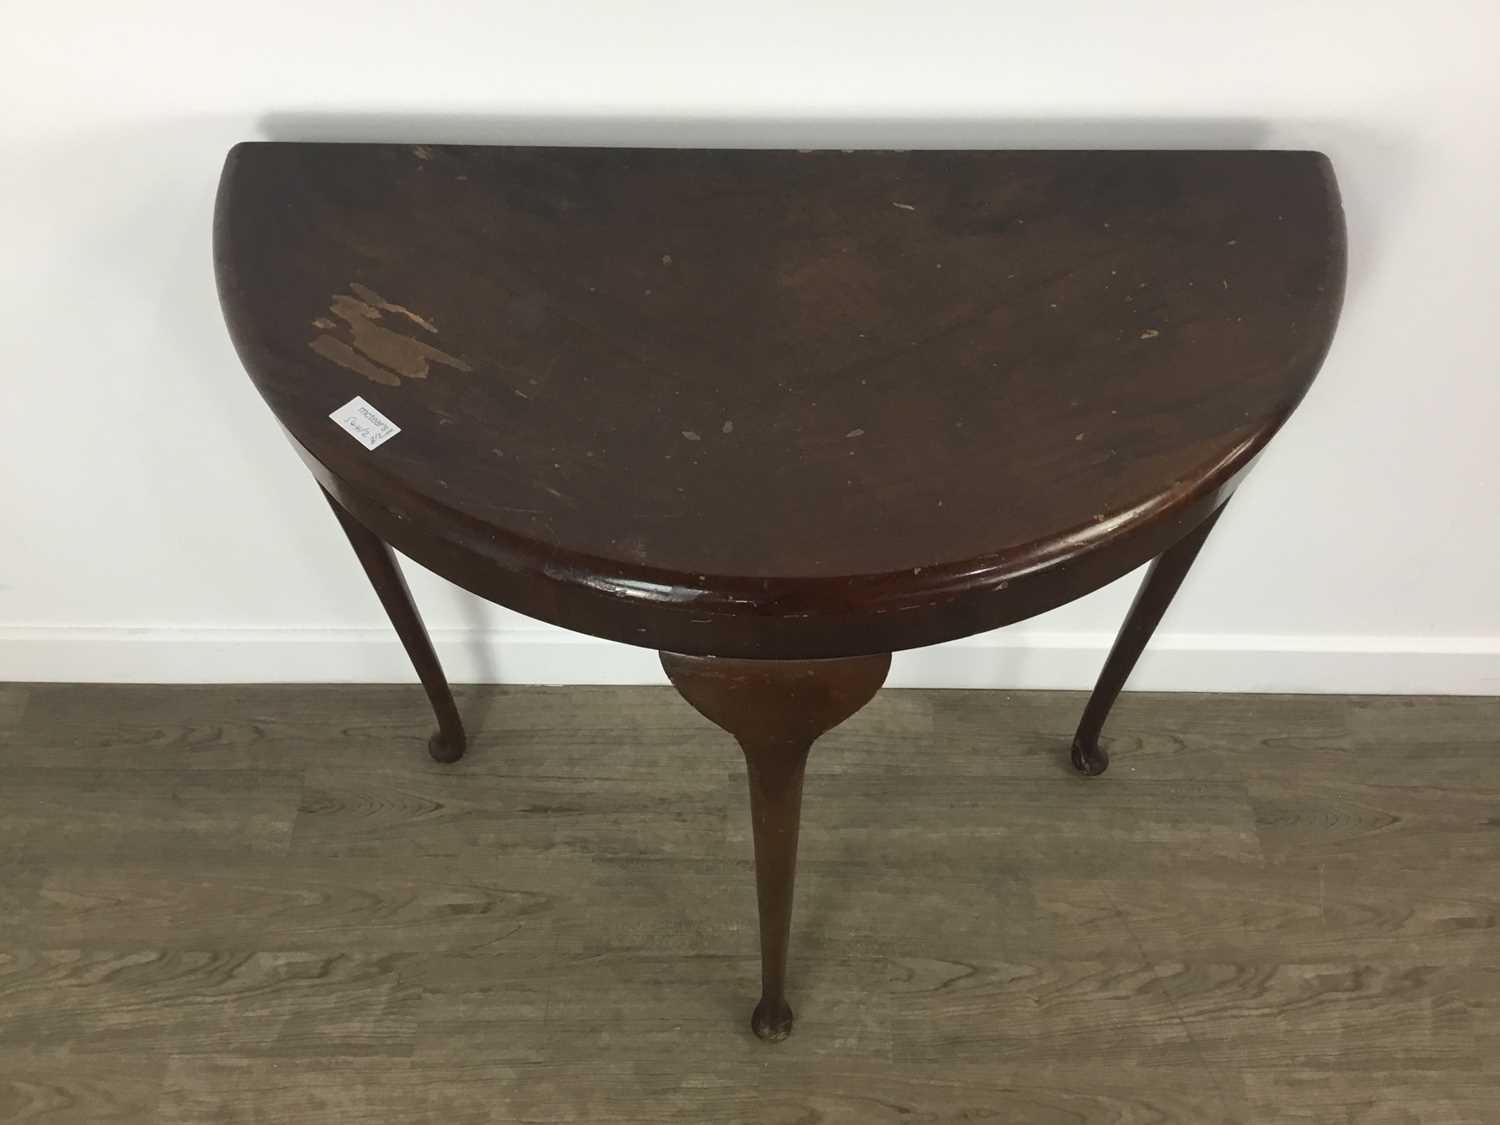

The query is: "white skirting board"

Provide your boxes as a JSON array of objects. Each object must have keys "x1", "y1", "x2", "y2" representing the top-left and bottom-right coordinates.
[{"x1": 1, "y1": 625, "x2": 1498, "y2": 694}]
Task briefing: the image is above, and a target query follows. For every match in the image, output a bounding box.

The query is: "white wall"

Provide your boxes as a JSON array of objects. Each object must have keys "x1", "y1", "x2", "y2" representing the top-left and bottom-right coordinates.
[{"x1": 4, "y1": 1, "x2": 1498, "y2": 692}]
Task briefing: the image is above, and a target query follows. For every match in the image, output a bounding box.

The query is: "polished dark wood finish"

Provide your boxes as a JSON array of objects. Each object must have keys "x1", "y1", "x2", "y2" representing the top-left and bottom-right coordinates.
[
  {"x1": 216, "y1": 145, "x2": 1343, "y2": 660},
  {"x1": 1071, "y1": 502, "x2": 1227, "y2": 776},
  {"x1": 212, "y1": 143, "x2": 1346, "y2": 1038},
  {"x1": 660, "y1": 652, "x2": 890, "y2": 1039},
  {"x1": 4, "y1": 686, "x2": 1496, "y2": 1122},
  {"x1": 322, "y1": 487, "x2": 466, "y2": 762}
]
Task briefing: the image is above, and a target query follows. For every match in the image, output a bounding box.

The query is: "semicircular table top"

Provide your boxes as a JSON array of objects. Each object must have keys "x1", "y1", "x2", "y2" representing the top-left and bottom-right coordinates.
[{"x1": 215, "y1": 143, "x2": 1344, "y2": 657}]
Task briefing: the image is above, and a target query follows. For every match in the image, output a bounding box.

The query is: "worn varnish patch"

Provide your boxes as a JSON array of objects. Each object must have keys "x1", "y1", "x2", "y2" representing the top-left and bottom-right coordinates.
[
  {"x1": 349, "y1": 282, "x2": 440, "y2": 334},
  {"x1": 308, "y1": 285, "x2": 471, "y2": 386}
]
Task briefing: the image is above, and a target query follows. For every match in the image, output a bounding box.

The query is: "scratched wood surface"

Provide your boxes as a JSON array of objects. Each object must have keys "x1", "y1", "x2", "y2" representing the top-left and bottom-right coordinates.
[
  {"x1": 1, "y1": 684, "x2": 1496, "y2": 1124},
  {"x1": 215, "y1": 146, "x2": 1345, "y2": 661}
]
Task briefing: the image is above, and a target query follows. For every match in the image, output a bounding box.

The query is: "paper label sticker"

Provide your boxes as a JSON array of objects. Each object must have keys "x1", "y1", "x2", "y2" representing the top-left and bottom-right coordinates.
[{"x1": 330, "y1": 396, "x2": 401, "y2": 450}]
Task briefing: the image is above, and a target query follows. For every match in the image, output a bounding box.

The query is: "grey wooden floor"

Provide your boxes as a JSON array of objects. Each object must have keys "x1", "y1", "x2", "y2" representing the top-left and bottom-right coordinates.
[{"x1": 0, "y1": 683, "x2": 1495, "y2": 1123}]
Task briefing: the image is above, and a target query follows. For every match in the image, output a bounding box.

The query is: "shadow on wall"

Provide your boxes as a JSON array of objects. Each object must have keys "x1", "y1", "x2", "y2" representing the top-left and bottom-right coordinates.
[{"x1": 259, "y1": 111, "x2": 1272, "y2": 150}]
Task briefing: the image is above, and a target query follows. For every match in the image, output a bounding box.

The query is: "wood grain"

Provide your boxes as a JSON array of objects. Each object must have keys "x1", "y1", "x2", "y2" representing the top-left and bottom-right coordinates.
[
  {"x1": 1249, "y1": 781, "x2": 1498, "y2": 866},
  {"x1": 159, "y1": 1055, "x2": 1248, "y2": 1124},
  {"x1": 0, "y1": 768, "x2": 300, "y2": 862},
  {"x1": 0, "y1": 1054, "x2": 163, "y2": 1124},
  {"x1": 732, "y1": 771, "x2": 1264, "y2": 873},
  {"x1": 1153, "y1": 959, "x2": 1480, "y2": 1071},
  {"x1": 0, "y1": 685, "x2": 26, "y2": 731},
  {"x1": 887, "y1": 955, "x2": 1210, "y2": 1068},
  {"x1": 1244, "y1": 1069, "x2": 1500, "y2": 1125},
  {"x1": 0, "y1": 949, "x2": 414, "y2": 1057},
  {"x1": 0, "y1": 684, "x2": 449, "y2": 770},
  {"x1": 1, "y1": 684, "x2": 1494, "y2": 1124},
  {"x1": 1031, "y1": 858, "x2": 1500, "y2": 965},
  {"x1": 1, "y1": 857, "x2": 565, "y2": 955},
  {"x1": 290, "y1": 760, "x2": 728, "y2": 862}
]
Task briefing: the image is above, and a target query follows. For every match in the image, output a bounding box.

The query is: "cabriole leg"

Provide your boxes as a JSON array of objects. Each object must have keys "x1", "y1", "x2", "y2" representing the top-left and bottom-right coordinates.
[
  {"x1": 661, "y1": 651, "x2": 890, "y2": 1040},
  {"x1": 1072, "y1": 503, "x2": 1227, "y2": 776},
  {"x1": 322, "y1": 487, "x2": 466, "y2": 763}
]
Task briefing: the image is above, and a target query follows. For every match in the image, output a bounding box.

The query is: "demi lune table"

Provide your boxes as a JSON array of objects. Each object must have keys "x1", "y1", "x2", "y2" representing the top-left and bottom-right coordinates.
[{"x1": 214, "y1": 143, "x2": 1344, "y2": 1040}]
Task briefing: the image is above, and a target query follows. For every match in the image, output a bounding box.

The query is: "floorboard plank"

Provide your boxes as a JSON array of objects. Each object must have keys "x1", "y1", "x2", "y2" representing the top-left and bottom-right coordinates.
[
  {"x1": 1154, "y1": 959, "x2": 1479, "y2": 1071},
  {"x1": 0, "y1": 1053, "x2": 164, "y2": 1124},
  {"x1": 290, "y1": 762, "x2": 729, "y2": 863},
  {"x1": 1244, "y1": 1069, "x2": 1500, "y2": 1124},
  {"x1": 0, "y1": 769, "x2": 301, "y2": 862},
  {"x1": 0, "y1": 949, "x2": 415, "y2": 1057},
  {"x1": 159, "y1": 1055, "x2": 1247, "y2": 1124},
  {"x1": 742, "y1": 772, "x2": 1264, "y2": 873},
  {"x1": 0, "y1": 686, "x2": 27, "y2": 732}
]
